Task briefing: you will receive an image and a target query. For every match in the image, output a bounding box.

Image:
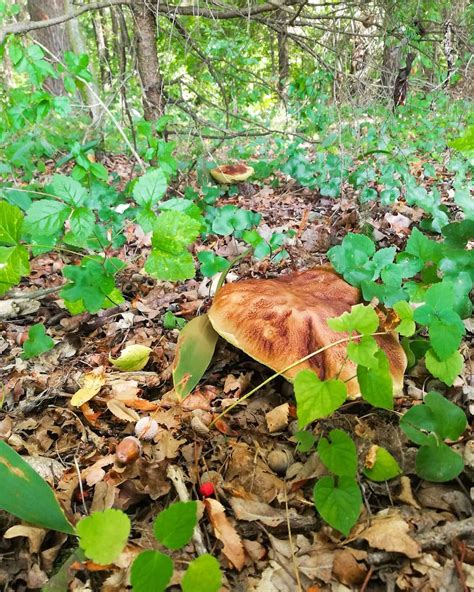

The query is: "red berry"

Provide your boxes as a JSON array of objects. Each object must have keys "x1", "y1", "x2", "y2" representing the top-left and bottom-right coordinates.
[{"x1": 199, "y1": 482, "x2": 215, "y2": 497}]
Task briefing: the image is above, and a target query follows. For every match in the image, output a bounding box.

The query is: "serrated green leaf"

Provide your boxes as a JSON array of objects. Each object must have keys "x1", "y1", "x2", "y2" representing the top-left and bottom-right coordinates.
[
  {"x1": 69, "y1": 208, "x2": 95, "y2": 239},
  {"x1": 429, "y1": 312, "x2": 465, "y2": 360},
  {"x1": 24, "y1": 200, "x2": 71, "y2": 235},
  {"x1": 0, "y1": 245, "x2": 30, "y2": 295},
  {"x1": 347, "y1": 335, "x2": 379, "y2": 368},
  {"x1": 130, "y1": 550, "x2": 173, "y2": 592},
  {"x1": 425, "y1": 348, "x2": 463, "y2": 386},
  {"x1": 294, "y1": 370, "x2": 347, "y2": 427},
  {"x1": 0, "y1": 201, "x2": 23, "y2": 245},
  {"x1": 48, "y1": 174, "x2": 88, "y2": 206},
  {"x1": 61, "y1": 260, "x2": 115, "y2": 313},
  {"x1": 313, "y1": 476, "x2": 362, "y2": 536},
  {"x1": 153, "y1": 501, "x2": 197, "y2": 550},
  {"x1": 182, "y1": 554, "x2": 222, "y2": 592},
  {"x1": 393, "y1": 301, "x2": 416, "y2": 337},
  {"x1": 405, "y1": 227, "x2": 442, "y2": 264},
  {"x1": 294, "y1": 430, "x2": 316, "y2": 453},
  {"x1": 317, "y1": 429, "x2": 357, "y2": 477},
  {"x1": 197, "y1": 251, "x2": 229, "y2": 277},
  {"x1": 145, "y1": 249, "x2": 195, "y2": 282},
  {"x1": 76, "y1": 509, "x2": 131, "y2": 564},
  {"x1": 363, "y1": 446, "x2": 401, "y2": 481},
  {"x1": 21, "y1": 323, "x2": 55, "y2": 359},
  {"x1": 327, "y1": 304, "x2": 379, "y2": 336},
  {"x1": 173, "y1": 314, "x2": 218, "y2": 398},
  {"x1": 357, "y1": 350, "x2": 393, "y2": 409},
  {"x1": 133, "y1": 169, "x2": 167, "y2": 206},
  {"x1": 0, "y1": 440, "x2": 75, "y2": 535},
  {"x1": 151, "y1": 211, "x2": 201, "y2": 251}
]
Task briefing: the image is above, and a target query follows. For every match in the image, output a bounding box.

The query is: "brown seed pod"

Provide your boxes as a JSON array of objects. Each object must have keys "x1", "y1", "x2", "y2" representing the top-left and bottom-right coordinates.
[{"x1": 116, "y1": 436, "x2": 142, "y2": 464}]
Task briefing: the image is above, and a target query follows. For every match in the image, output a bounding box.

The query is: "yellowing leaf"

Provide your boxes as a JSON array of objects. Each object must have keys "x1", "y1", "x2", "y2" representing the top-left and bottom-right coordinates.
[
  {"x1": 71, "y1": 367, "x2": 106, "y2": 407},
  {"x1": 109, "y1": 344, "x2": 152, "y2": 371}
]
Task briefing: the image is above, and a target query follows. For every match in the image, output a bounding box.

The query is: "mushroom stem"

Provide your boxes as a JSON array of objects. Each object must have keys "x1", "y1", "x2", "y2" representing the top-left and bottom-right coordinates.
[{"x1": 209, "y1": 331, "x2": 390, "y2": 428}]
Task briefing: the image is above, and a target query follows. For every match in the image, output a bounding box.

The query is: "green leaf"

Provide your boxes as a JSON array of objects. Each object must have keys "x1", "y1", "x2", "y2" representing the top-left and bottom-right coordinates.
[
  {"x1": 69, "y1": 207, "x2": 95, "y2": 239},
  {"x1": 61, "y1": 259, "x2": 115, "y2": 314},
  {"x1": 393, "y1": 301, "x2": 416, "y2": 337},
  {"x1": 133, "y1": 168, "x2": 167, "y2": 206},
  {"x1": 198, "y1": 251, "x2": 229, "y2": 277},
  {"x1": 400, "y1": 391, "x2": 467, "y2": 444},
  {"x1": 0, "y1": 201, "x2": 23, "y2": 245},
  {"x1": 317, "y1": 429, "x2": 357, "y2": 477},
  {"x1": 131, "y1": 550, "x2": 173, "y2": 592},
  {"x1": 151, "y1": 211, "x2": 201, "y2": 251},
  {"x1": 109, "y1": 344, "x2": 152, "y2": 371},
  {"x1": 357, "y1": 350, "x2": 393, "y2": 409},
  {"x1": 145, "y1": 249, "x2": 195, "y2": 282},
  {"x1": 313, "y1": 476, "x2": 362, "y2": 536},
  {"x1": 347, "y1": 335, "x2": 379, "y2": 368},
  {"x1": 328, "y1": 233, "x2": 375, "y2": 286},
  {"x1": 153, "y1": 501, "x2": 197, "y2": 550},
  {"x1": 327, "y1": 304, "x2": 379, "y2": 336},
  {"x1": 173, "y1": 314, "x2": 218, "y2": 398},
  {"x1": 76, "y1": 509, "x2": 131, "y2": 565},
  {"x1": 0, "y1": 245, "x2": 30, "y2": 295},
  {"x1": 24, "y1": 200, "x2": 71, "y2": 235},
  {"x1": 21, "y1": 323, "x2": 55, "y2": 359},
  {"x1": 0, "y1": 440, "x2": 74, "y2": 534},
  {"x1": 429, "y1": 312, "x2": 465, "y2": 360},
  {"x1": 441, "y1": 220, "x2": 474, "y2": 248},
  {"x1": 294, "y1": 370, "x2": 347, "y2": 427},
  {"x1": 415, "y1": 441, "x2": 464, "y2": 482},
  {"x1": 363, "y1": 446, "x2": 401, "y2": 481},
  {"x1": 48, "y1": 174, "x2": 88, "y2": 207},
  {"x1": 425, "y1": 348, "x2": 463, "y2": 386},
  {"x1": 405, "y1": 227, "x2": 442, "y2": 264},
  {"x1": 182, "y1": 554, "x2": 222, "y2": 592},
  {"x1": 294, "y1": 430, "x2": 316, "y2": 453}
]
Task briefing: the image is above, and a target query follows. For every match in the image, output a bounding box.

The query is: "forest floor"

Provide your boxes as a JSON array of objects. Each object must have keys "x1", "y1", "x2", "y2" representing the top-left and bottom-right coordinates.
[{"x1": 0, "y1": 153, "x2": 473, "y2": 592}]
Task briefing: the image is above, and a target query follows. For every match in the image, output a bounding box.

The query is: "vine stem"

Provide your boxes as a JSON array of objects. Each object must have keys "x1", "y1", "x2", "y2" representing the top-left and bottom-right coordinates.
[{"x1": 209, "y1": 331, "x2": 389, "y2": 428}]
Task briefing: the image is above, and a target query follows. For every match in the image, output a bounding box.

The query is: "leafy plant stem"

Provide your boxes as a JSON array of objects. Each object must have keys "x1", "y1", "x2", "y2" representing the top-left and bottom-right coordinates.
[
  {"x1": 209, "y1": 331, "x2": 389, "y2": 427},
  {"x1": 215, "y1": 247, "x2": 252, "y2": 293}
]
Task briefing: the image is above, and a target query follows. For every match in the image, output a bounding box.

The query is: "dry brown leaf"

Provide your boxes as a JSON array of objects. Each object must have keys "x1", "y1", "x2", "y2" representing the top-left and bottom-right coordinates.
[
  {"x1": 205, "y1": 498, "x2": 246, "y2": 571},
  {"x1": 154, "y1": 431, "x2": 185, "y2": 461},
  {"x1": 4, "y1": 525, "x2": 46, "y2": 553},
  {"x1": 107, "y1": 399, "x2": 140, "y2": 422},
  {"x1": 71, "y1": 366, "x2": 106, "y2": 407},
  {"x1": 230, "y1": 496, "x2": 292, "y2": 527},
  {"x1": 109, "y1": 380, "x2": 140, "y2": 400},
  {"x1": 357, "y1": 513, "x2": 421, "y2": 558},
  {"x1": 332, "y1": 549, "x2": 367, "y2": 586},
  {"x1": 265, "y1": 403, "x2": 289, "y2": 433},
  {"x1": 223, "y1": 372, "x2": 252, "y2": 396}
]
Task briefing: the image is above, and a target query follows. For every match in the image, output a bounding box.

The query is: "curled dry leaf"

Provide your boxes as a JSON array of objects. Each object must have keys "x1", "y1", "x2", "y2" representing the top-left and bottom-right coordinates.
[
  {"x1": 3, "y1": 525, "x2": 46, "y2": 553},
  {"x1": 265, "y1": 403, "x2": 290, "y2": 433},
  {"x1": 205, "y1": 498, "x2": 246, "y2": 571},
  {"x1": 71, "y1": 366, "x2": 106, "y2": 407},
  {"x1": 107, "y1": 399, "x2": 140, "y2": 423}
]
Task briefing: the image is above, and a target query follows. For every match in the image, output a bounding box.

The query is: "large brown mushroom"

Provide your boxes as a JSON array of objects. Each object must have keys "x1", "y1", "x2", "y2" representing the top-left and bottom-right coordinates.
[
  {"x1": 210, "y1": 163, "x2": 254, "y2": 184},
  {"x1": 208, "y1": 267, "x2": 406, "y2": 397}
]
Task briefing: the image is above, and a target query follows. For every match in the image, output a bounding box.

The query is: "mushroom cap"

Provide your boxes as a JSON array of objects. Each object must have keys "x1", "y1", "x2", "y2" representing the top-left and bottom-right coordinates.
[
  {"x1": 208, "y1": 267, "x2": 406, "y2": 396},
  {"x1": 210, "y1": 164, "x2": 254, "y2": 184}
]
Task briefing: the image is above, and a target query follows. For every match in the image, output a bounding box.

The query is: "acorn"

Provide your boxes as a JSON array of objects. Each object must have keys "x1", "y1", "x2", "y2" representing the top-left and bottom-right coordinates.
[
  {"x1": 135, "y1": 416, "x2": 159, "y2": 440},
  {"x1": 267, "y1": 449, "x2": 293, "y2": 475},
  {"x1": 116, "y1": 436, "x2": 142, "y2": 465}
]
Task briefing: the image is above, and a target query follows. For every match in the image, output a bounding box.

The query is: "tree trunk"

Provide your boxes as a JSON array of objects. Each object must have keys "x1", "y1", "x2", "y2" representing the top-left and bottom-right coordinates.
[
  {"x1": 27, "y1": 0, "x2": 71, "y2": 94},
  {"x1": 277, "y1": 11, "x2": 288, "y2": 93},
  {"x1": 92, "y1": 10, "x2": 111, "y2": 88},
  {"x1": 131, "y1": 3, "x2": 164, "y2": 122},
  {"x1": 443, "y1": 20, "x2": 455, "y2": 86},
  {"x1": 64, "y1": 0, "x2": 102, "y2": 125},
  {"x1": 393, "y1": 52, "x2": 416, "y2": 109}
]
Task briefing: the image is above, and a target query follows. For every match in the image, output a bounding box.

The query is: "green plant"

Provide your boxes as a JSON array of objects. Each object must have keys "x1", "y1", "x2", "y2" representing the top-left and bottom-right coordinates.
[
  {"x1": 21, "y1": 323, "x2": 55, "y2": 359},
  {"x1": 399, "y1": 392, "x2": 467, "y2": 482}
]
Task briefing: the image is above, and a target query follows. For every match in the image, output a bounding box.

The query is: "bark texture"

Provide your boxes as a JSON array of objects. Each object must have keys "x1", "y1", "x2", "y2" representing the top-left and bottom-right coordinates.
[{"x1": 132, "y1": 3, "x2": 164, "y2": 121}]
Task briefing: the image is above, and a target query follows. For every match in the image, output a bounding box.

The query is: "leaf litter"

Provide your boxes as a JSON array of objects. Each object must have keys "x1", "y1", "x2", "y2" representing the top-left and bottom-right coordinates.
[{"x1": 0, "y1": 161, "x2": 473, "y2": 591}]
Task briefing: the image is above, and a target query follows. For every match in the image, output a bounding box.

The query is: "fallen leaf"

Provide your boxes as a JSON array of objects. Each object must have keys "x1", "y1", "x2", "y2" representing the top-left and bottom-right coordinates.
[
  {"x1": 265, "y1": 403, "x2": 289, "y2": 433},
  {"x1": 109, "y1": 380, "x2": 140, "y2": 400},
  {"x1": 107, "y1": 399, "x2": 140, "y2": 422},
  {"x1": 71, "y1": 367, "x2": 106, "y2": 407},
  {"x1": 332, "y1": 549, "x2": 367, "y2": 586},
  {"x1": 230, "y1": 497, "x2": 293, "y2": 527},
  {"x1": 205, "y1": 498, "x2": 245, "y2": 571},
  {"x1": 357, "y1": 512, "x2": 421, "y2": 558},
  {"x1": 109, "y1": 344, "x2": 152, "y2": 371},
  {"x1": 4, "y1": 525, "x2": 46, "y2": 553},
  {"x1": 223, "y1": 372, "x2": 252, "y2": 396}
]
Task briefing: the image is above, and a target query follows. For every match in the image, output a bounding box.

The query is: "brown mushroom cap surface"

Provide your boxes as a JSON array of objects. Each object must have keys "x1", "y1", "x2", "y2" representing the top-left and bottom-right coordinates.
[
  {"x1": 208, "y1": 267, "x2": 406, "y2": 396},
  {"x1": 210, "y1": 164, "x2": 254, "y2": 184}
]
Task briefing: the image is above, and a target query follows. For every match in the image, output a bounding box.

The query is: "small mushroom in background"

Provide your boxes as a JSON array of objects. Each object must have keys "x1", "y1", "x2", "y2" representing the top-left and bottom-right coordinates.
[
  {"x1": 210, "y1": 163, "x2": 254, "y2": 184},
  {"x1": 208, "y1": 266, "x2": 407, "y2": 397}
]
